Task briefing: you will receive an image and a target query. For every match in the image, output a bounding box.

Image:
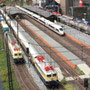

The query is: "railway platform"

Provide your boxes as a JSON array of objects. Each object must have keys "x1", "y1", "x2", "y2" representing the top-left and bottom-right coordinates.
[
  {"x1": 57, "y1": 22, "x2": 90, "y2": 47},
  {"x1": 66, "y1": 75, "x2": 90, "y2": 81},
  {"x1": 23, "y1": 5, "x2": 54, "y2": 19}
]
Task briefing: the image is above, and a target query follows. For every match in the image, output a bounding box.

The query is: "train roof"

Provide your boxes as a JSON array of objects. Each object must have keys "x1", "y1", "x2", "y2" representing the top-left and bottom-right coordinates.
[
  {"x1": 1, "y1": 22, "x2": 8, "y2": 27},
  {"x1": 0, "y1": 15, "x2": 4, "y2": 21},
  {"x1": 40, "y1": 16, "x2": 62, "y2": 29},
  {"x1": 53, "y1": 24, "x2": 63, "y2": 29},
  {"x1": 8, "y1": 32, "x2": 16, "y2": 42},
  {"x1": 27, "y1": 44, "x2": 56, "y2": 75},
  {"x1": 0, "y1": 15, "x2": 9, "y2": 27},
  {"x1": 7, "y1": 32, "x2": 21, "y2": 53},
  {"x1": 35, "y1": 56, "x2": 56, "y2": 75},
  {"x1": 23, "y1": 5, "x2": 54, "y2": 18},
  {"x1": 0, "y1": 15, "x2": 3, "y2": 18}
]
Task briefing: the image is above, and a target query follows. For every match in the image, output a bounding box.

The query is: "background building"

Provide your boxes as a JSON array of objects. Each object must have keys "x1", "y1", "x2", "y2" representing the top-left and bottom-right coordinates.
[{"x1": 32, "y1": 0, "x2": 90, "y2": 21}]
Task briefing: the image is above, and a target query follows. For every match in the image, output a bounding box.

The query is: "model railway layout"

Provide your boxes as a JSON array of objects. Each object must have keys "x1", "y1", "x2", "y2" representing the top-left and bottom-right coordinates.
[
  {"x1": 0, "y1": 9, "x2": 60, "y2": 89},
  {"x1": 0, "y1": 11, "x2": 40, "y2": 90},
  {"x1": 0, "y1": 4, "x2": 90, "y2": 90},
  {"x1": 18, "y1": 18, "x2": 85, "y2": 89}
]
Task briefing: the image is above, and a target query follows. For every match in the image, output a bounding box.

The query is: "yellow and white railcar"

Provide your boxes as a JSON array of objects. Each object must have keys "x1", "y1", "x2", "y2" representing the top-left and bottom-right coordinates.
[
  {"x1": 27, "y1": 44, "x2": 59, "y2": 87},
  {"x1": 7, "y1": 32, "x2": 24, "y2": 63},
  {"x1": 34, "y1": 56, "x2": 59, "y2": 87}
]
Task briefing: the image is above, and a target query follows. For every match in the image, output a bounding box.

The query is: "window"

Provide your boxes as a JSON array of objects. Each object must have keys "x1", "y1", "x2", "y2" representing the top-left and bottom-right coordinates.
[
  {"x1": 59, "y1": 28, "x2": 63, "y2": 31},
  {"x1": 56, "y1": 29, "x2": 59, "y2": 31},
  {"x1": 47, "y1": 75, "x2": 51, "y2": 77},
  {"x1": 53, "y1": 74, "x2": 56, "y2": 77},
  {"x1": 19, "y1": 53, "x2": 21, "y2": 56},
  {"x1": 15, "y1": 54, "x2": 17, "y2": 56}
]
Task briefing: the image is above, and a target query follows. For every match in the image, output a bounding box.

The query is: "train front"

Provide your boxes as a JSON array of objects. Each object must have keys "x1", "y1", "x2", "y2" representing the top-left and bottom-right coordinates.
[{"x1": 44, "y1": 66, "x2": 59, "y2": 88}]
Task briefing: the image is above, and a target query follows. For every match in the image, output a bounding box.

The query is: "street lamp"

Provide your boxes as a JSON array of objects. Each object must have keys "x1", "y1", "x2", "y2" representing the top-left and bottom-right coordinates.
[{"x1": 15, "y1": 15, "x2": 20, "y2": 44}]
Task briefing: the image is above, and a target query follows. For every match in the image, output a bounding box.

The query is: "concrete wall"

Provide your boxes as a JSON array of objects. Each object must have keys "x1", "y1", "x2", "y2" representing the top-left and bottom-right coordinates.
[
  {"x1": 60, "y1": 0, "x2": 90, "y2": 14},
  {"x1": 60, "y1": 0, "x2": 66, "y2": 14},
  {"x1": 60, "y1": 0, "x2": 73, "y2": 14}
]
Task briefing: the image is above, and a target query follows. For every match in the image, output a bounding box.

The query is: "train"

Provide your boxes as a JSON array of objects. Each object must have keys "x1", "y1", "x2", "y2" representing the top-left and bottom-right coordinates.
[
  {"x1": 6, "y1": 32, "x2": 24, "y2": 63},
  {"x1": 0, "y1": 14, "x2": 24, "y2": 63},
  {"x1": 0, "y1": 15, "x2": 9, "y2": 32},
  {"x1": 74, "y1": 18, "x2": 90, "y2": 25},
  {"x1": 0, "y1": 10, "x2": 59, "y2": 87},
  {"x1": 16, "y1": 5, "x2": 65, "y2": 36},
  {"x1": 24, "y1": 5, "x2": 90, "y2": 35},
  {"x1": 59, "y1": 15, "x2": 90, "y2": 34}
]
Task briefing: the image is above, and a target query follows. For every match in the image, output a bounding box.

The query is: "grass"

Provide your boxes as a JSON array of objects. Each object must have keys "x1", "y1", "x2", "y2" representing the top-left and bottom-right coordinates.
[
  {"x1": 60, "y1": 77, "x2": 76, "y2": 90},
  {"x1": 64, "y1": 83, "x2": 76, "y2": 90},
  {"x1": 12, "y1": 69, "x2": 21, "y2": 90},
  {"x1": 0, "y1": 35, "x2": 4, "y2": 50},
  {"x1": 0, "y1": 51, "x2": 9, "y2": 90},
  {"x1": 75, "y1": 67, "x2": 85, "y2": 75},
  {"x1": 0, "y1": 34, "x2": 21, "y2": 90}
]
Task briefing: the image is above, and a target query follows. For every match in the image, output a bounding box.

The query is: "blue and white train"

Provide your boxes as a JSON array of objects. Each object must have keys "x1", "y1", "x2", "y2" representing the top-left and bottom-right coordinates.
[{"x1": 0, "y1": 15, "x2": 9, "y2": 32}]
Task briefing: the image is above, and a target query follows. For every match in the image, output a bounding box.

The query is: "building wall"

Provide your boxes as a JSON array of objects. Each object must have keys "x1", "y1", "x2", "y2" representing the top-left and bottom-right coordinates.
[
  {"x1": 60, "y1": 0, "x2": 66, "y2": 14},
  {"x1": 60, "y1": 0, "x2": 90, "y2": 14},
  {"x1": 60, "y1": 0, "x2": 73, "y2": 14}
]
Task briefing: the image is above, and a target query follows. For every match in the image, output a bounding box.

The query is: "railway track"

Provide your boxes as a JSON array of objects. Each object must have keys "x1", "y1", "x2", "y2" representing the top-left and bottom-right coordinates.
[
  {"x1": 10, "y1": 58, "x2": 40, "y2": 90},
  {"x1": 2, "y1": 13, "x2": 61, "y2": 90},
  {"x1": 3, "y1": 27, "x2": 40, "y2": 90},
  {"x1": 18, "y1": 18, "x2": 85, "y2": 90},
  {"x1": 7, "y1": 33, "x2": 40, "y2": 90},
  {"x1": 1, "y1": 8, "x2": 85, "y2": 89}
]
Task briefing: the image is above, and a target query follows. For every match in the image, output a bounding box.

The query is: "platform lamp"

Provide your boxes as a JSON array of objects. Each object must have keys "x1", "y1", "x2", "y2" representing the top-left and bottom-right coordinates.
[
  {"x1": 15, "y1": 15, "x2": 20, "y2": 44},
  {"x1": 27, "y1": 46, "x2": 31, "y2": 68}
]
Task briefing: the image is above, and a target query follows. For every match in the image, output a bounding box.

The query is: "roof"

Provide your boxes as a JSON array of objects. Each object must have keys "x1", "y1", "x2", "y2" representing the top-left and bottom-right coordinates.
[
  {"x1": 0, "y1": 0, "x2": 5, "y2": 4},
  {"x1": 6, "y1": 7, "x2": 25, "y2": 16},
  {"x1": 23, "y1": 5, "x2": 54, "y2": 18}
]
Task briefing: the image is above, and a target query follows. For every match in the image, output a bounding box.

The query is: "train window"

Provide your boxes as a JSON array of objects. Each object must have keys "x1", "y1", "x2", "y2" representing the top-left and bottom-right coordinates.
[
  {"x1": 56, "y1": 29, "x2": 59, "y2": 31},
  {"x1": 15, "y1": 54, "x2": 17, "y2": 56},
  {"x1": 47, "y1": 75, "x2": 51, "y2": 77},
  {"x1": 19, "y1": 53, "x2": 22, "y2": 56},
  {"x1": 59, "y1": 28, "x2": 63, "y2": 31},
  {"x1": 50, "y1": 25, "x2": 54, "y2": 28},
  {"x1": 53, "y1": 74, "x2": 56, "y2": 77}
]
